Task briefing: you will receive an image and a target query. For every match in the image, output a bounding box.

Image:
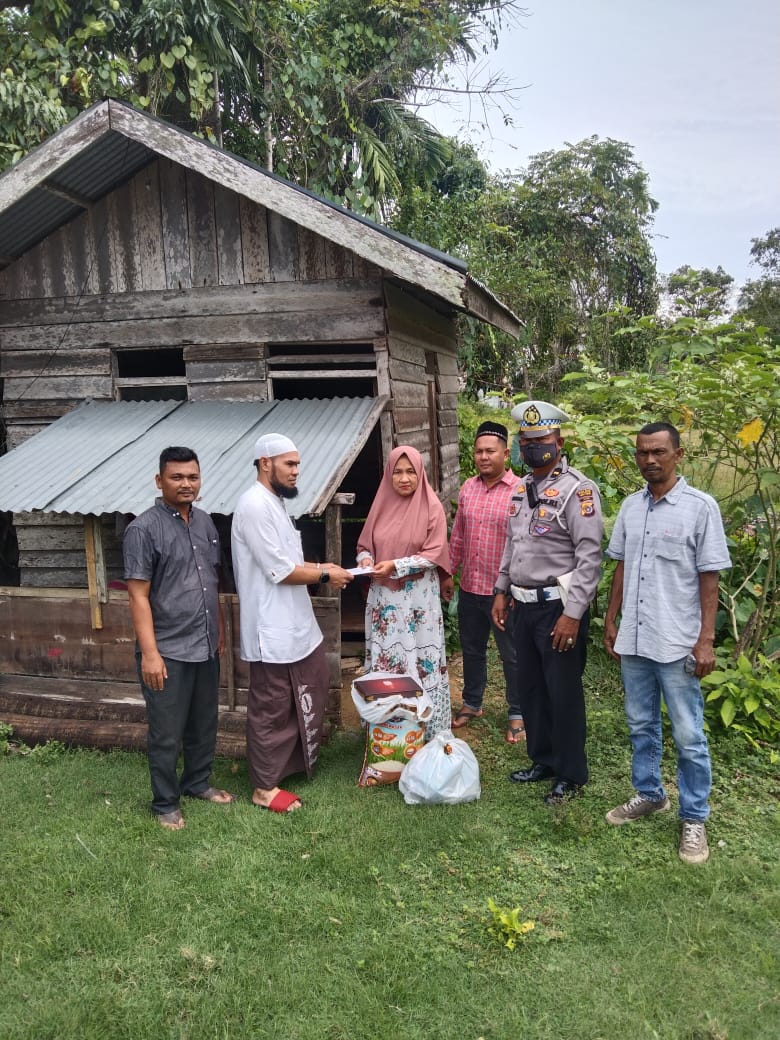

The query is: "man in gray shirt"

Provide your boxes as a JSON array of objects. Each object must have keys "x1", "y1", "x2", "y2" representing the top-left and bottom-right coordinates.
[
  {"x1": 123, "y1": 446, "x2": 234, "y2": 830},
  {"x1": 604, "y1": 422, "x2": 731, "y2": 864}
]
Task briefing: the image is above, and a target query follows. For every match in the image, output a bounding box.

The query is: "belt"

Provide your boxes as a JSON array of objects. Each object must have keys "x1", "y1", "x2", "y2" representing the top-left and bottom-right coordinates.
[{"x1": 510, "y1": 584, "x2": 562, "y2": 604}]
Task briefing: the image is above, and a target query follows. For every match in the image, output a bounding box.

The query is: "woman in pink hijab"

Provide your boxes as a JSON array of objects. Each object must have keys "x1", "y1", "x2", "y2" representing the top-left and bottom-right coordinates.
[{"x1": 357, "y1": 446, "x2": 452, "y2": 736}]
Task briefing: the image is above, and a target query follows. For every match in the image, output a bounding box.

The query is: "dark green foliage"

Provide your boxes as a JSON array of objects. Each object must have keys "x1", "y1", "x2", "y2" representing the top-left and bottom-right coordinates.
[
  {"x1": 663, "y1": 265, "x2": 734, "y2": 321},
  {"x1": 738, "y1": 227, "x2": 780, "y2": 340},
  {"x1": 394, "y1": 136, "x2": 659, "y2": 396},
  {"x1": 0, "y1": 0, "x2": 523, "y2": 216},
  {"x1": 561, "y1": 315, "x2": 780, "y2": 755}
]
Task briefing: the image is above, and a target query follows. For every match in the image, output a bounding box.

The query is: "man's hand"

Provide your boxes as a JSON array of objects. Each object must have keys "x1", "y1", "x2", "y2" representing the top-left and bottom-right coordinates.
[
  {"x1": 551, "y1": 614, "x2": 579, "y2": 653},
  {"x1": 141, "y1": 650, "x2": 168, "y2": 691},
  {"x1": 691, "y1": 637, "x2": 716, "y2": 678},
  {"x1": 440, "y1": 576, "x2": 455, "y2": 602},
  {"x1": 491, "y1": 592, "x2": 508, "y2": 630},
  {"x1": 323, "y1": 564, "x2": 354, "y2": 590},
  {"x1": 604, "y1": 617, "x2": 620, "y2": 662}
]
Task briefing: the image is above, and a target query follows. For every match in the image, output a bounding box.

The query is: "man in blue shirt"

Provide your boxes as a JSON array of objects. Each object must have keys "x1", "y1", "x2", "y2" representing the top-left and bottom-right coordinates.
[{"x1": 604, "y1": 422, "x2": 731, "y2": 864}]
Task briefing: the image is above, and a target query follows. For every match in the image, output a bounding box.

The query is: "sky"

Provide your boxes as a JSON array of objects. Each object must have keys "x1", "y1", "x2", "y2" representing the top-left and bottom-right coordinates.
[{"x1": 425, "y1": 0, "x2": 779, "y2": 288}]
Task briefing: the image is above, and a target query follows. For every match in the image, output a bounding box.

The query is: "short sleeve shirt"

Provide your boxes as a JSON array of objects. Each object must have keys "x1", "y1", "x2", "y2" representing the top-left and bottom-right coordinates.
[
  {"x1": 606, "y1": 476, "x2": 731, "y2": 662},
  {"x1": 122, "y1": 498, "x2": 220, "y2": 661},
  {"x1": 495, "y1": 459, "x2": 603, "y2": 620}
]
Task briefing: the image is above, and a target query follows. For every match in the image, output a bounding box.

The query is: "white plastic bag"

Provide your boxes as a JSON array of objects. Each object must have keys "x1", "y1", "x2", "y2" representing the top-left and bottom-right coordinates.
[{"x1": 398, "y1": 729, "x2": 481, "y2": 805}]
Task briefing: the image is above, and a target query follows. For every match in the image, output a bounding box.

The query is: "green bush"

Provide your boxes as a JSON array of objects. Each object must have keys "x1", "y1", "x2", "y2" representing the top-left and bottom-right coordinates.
[
  {"x1": 703, "y1": 651, "x2": 780, "y2": 761},
  {"x1": 556, "y1": 314, "x2": 780, "y2": 755}
]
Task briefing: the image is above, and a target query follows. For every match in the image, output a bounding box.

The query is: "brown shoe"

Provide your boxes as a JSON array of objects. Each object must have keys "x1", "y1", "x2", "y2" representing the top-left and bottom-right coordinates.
[{"x1": 187, "y1": 786, "x2": 235, "y2": 804}]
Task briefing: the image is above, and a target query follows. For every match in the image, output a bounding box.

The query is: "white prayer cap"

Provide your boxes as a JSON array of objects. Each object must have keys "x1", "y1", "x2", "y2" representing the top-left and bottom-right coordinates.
[{"x1": 252, "y1": 433, "x2": 298, "y2": 460}]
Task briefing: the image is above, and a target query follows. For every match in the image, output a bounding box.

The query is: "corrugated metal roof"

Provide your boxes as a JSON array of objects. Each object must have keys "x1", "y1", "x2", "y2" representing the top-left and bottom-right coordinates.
[
  {"x1": 0, "y1": 397, "x2": 386, "y2": 518},
  {"x1": 0, "y1": 126, "x2": 152, "y2": 260},
  {"x1": 52, "y1": 130, "x2": 151, "y2": 200},
  {"x1": 0, "y1": 189, "x2": 76, "y2": 260}
]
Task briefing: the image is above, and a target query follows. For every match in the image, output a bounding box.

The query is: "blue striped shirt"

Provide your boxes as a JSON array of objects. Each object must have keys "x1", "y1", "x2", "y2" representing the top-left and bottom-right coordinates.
[{"x1": 606, "y1": 476, "x2": 731, "y2": 662}]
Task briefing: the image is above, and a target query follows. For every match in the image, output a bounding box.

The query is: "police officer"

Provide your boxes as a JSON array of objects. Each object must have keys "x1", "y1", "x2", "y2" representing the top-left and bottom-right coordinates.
[{"x1": 491, "y1": 401, "x2": 603, "y2": 804}]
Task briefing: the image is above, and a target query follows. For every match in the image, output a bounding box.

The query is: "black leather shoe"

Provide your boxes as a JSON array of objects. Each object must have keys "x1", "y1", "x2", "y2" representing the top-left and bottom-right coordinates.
[
  {"x1": 509, "y1": 763, "x2": 556, "y2": 783},
  {"x1": 544, "y1": 780, "x2": 582, "y2": 805}
]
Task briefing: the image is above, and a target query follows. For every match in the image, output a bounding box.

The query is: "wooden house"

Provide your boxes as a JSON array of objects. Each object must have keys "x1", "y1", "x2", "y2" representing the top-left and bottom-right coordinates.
[{"x1": 0, "y1": 99, "x2": 519, "y2": 752}]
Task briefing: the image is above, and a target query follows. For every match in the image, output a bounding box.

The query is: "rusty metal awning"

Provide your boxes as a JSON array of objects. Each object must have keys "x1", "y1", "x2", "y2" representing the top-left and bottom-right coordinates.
[{"x1": 0, "y1": 397, "x2": 387, "y2": 517}]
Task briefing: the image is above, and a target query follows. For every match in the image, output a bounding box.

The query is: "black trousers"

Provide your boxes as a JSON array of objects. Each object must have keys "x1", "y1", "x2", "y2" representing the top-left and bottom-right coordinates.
[
  {"x1": 458, "y1": 590, "x2": 522, "y2": 716},
  {"x1": 512, "y1": 600, "x2": 589, "y2": 785},
  {"x1": 138, "y1": 653, "x2": 220, "y2": 815}
]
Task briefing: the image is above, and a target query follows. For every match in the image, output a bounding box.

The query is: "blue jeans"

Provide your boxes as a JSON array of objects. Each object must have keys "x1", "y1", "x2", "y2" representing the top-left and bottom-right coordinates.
[
  {"x1": 619, "y1": 655, "x2": 711, "y2": 821},
  {"x1": 458, "y1": 590, "x2": 522, "y2": 717}
]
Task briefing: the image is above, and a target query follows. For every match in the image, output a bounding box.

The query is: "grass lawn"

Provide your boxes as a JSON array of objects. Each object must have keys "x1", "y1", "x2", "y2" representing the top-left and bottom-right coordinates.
[{"x1": 0, "y1": 649, "x2": 778, "y2": 1040}]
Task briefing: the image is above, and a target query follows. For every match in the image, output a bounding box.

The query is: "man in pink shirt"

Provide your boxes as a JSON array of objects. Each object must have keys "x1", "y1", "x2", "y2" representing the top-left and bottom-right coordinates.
[{"x1": 445, "y1": 421, "x2": 523, "y2": 742}]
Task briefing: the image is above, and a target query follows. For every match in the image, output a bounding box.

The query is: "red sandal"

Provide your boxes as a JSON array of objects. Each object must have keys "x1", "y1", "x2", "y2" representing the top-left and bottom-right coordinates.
[{"x1": 257, "y1": 789, "x2": 302, "y2": 813}]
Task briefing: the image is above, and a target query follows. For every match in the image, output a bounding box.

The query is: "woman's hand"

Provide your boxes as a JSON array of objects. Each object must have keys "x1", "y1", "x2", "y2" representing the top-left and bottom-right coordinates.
[
  {"x1": 359, "y1": 556, "x2": 374, "y2": 570},
  {"x1": 372, "y1": 560, "x2": 396, "y2": 579}
]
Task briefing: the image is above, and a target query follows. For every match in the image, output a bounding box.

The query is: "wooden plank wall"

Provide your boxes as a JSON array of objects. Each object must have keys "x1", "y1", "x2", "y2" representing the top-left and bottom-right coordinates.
[
  {"x1": 0, "y1": 158, "x2": 386, "y2": 587},
  {"x1": 0, "y1": 157, "x2": 384, "y2": 445},
  {"x1": 13, "y1": 511, "x2": 124, "y2": 589},
  {"x1": 0, "y1": 590, "x2": 342, "y2": 698},
  {"x1": 383, "y1": 282, "x2": 460, "y2": 508},
  {"x1": 0, "y1": 589, "x2": 344, "y2": 751}
]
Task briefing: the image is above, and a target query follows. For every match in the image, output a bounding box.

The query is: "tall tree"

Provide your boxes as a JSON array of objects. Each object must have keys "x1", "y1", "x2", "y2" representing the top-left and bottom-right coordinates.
[
  {"x1": 0, "y1": 0, "x2": 524, "y2": 216},
  {"x1": 738, "y1": 228, "x2": 780, "y2": 340},
  {"x1": 395, "y1": 136, "x2": 659, "y2": 394},
  {"x1": 662, "y1": 264, "x2": 734, "y2": 321}
]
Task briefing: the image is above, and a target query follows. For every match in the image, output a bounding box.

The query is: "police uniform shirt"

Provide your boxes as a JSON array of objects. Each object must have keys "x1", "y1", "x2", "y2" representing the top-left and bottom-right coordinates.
[{"x1": 496, "y1": 458, "x2": 604, "y2": 620}]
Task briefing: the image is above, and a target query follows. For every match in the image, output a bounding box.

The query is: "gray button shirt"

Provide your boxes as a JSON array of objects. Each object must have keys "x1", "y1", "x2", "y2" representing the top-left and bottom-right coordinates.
[
  {"x1": 496, "y1": 459, "x2": 604, "y2": 620},
  {"x1": 123, "y1": 497, "x2": 220, "y2": 661},
  {"x1": 606, "y1": 476, "x2": 731, "y2": 662}
]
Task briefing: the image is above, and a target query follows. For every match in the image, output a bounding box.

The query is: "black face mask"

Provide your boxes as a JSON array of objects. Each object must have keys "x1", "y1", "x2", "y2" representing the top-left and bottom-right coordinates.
[{"x1": 520, "y1": 441, "x2": 559, "y2": 469}]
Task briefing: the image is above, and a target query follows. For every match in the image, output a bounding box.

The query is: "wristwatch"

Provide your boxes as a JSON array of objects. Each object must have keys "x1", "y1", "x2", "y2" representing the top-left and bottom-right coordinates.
[
  {"x1": 320, "y1": 570, "x2": 330, "y2": 584},
  {"x1": 493, "y1": 587, "x2": 507, "y2": 596}
]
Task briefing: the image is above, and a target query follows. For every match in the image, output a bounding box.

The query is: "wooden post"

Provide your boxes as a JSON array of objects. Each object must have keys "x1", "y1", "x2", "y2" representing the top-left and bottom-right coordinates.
[
  {"x1": 374, "y1": 341, "x2": 394, "y2": 460},
  {"x1": 323, "y1": 502, "x2": 342, "y2": 600},
  {"x1": 83, "y1": 515, "x2": 107, "y2": 630},
  {"x1": 322, "y1": 493, "x2": 355, "y2": 728},
  {"x1": 221, "y1": 595, "x2": 236, "y2": 710},
  {"x1": 324, "y1": 492, "x2": 354, "y2": 579}
]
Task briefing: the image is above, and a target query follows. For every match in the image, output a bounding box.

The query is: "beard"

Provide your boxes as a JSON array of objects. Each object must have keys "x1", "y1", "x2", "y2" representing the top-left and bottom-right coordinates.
[{"x1": 271, "y1": 477, "x2": 299, "y2": 499}]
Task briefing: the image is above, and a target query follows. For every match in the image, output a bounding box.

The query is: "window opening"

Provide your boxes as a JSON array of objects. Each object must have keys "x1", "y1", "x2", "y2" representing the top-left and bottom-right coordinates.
[{"x1": 113, "y1": 348, "x2": 187, "y2": 402}]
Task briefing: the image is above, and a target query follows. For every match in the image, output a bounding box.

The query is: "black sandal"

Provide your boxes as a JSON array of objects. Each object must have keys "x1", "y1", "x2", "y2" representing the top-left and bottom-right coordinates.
[{"x1": 452, "y1": 706, "x2": 484, "y2": 729}]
